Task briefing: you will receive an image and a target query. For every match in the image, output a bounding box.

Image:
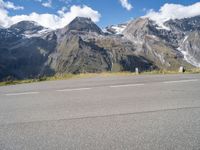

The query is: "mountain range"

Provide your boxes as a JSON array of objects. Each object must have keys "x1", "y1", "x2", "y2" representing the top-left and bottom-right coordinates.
[{"x1": 0, "y1": 16, "x2": 200, "y2": 81}]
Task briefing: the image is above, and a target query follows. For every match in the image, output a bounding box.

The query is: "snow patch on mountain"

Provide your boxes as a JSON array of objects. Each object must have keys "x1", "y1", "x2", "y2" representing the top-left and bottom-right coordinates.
[
  {"x1": 178, "y1": 47, "x2": 200, "y2": 67},
  {"x1": 23, "y1": 28, "x2": 52, "y2": 38},
  {"x1": 177, "y1": 35, "x2": 200, "y2": 67},
  {"x1": 105, "y1": 24, "x2": 127, "y2": 34},
  {"x1": 111, "y1": 25, "x2": 127, "y2": 34}
]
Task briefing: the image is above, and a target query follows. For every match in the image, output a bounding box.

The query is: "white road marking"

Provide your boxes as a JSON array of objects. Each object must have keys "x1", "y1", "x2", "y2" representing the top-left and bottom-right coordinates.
[
  {"x1": 109, "y1": 84, "x2": 145, "y2": 88},
  {"x1": 5, "y1": 92, "x2": 39, "y2": 96},
  {"x1": 3, "y1": 79, "x2": 199, "y2": 96},
  {"x1": 163, "y1": 79, "x2": 198, "y2": 84},
  {"x1": 56, "y1": 88, "x2": 92, "y2": 92}
]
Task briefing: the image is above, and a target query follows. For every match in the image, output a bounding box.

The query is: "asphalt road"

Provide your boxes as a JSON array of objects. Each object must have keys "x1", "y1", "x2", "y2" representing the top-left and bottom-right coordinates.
[{"x1": 0, "y1": 74, "x2": 200, "y2": 150}]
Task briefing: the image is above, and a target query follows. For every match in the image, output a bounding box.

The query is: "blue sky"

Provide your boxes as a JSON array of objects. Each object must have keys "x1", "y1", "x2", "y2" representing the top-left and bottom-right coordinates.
[{"x1": 1, "y1": 0, "x2": 200, "y2": 28}]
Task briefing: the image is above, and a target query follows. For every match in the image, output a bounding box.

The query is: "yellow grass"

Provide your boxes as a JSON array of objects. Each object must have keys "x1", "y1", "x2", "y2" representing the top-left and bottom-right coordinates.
[{"x1": 0, "y1": 68, "x2": 200, "y2": 86}]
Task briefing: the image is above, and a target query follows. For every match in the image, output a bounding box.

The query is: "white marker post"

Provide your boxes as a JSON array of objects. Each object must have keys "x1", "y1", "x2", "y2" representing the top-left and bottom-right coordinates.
[
  {"x1": 179, "y1": 66, "x2": 184, "y2": 73},
  {"x1": 135, "y1": 68, "x2": 139, "y2": 74}
]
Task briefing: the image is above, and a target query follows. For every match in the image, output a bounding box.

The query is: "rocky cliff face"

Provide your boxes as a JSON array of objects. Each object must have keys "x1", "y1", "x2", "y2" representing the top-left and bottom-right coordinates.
[
  {"x1": 0, "y1": 21, "x2": 57, "y2": 80},
  {"x1": 179, "y1": 32, "x2": 200, "y2": 67},
  {"x1": 0, "y1": 16, "x2": 200, "y2": 81},
  {"x1": 47, "y1": 17, "x2": 154, "y2": 74},
  {"x1": 122, "y1": 16, "x2": 200, "y2": 69},
  {"x1": 164, "y1": 16, "x2": 200, "y2": 67}
]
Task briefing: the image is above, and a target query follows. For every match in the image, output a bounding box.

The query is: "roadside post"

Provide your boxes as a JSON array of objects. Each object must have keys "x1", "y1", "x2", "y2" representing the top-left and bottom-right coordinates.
[
  {"x1": 179, "y1": 66, "x2": 184, "y2": 73},
  {"x1": 135, "y1": 68, "x2": 139, "y2": 74}
]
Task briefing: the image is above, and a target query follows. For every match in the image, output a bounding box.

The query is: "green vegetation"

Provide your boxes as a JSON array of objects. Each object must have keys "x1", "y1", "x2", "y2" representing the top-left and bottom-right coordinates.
[{"x1": 0, "y1": 68, "x2": 200, "y2": 86}]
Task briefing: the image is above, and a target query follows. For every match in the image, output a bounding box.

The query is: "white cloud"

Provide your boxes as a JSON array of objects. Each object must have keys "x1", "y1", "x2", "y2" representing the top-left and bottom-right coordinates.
[
  {"x1": 0, "y1": 0, "x2": 24, "y2": 10},
  {"x1": 119, "y1": 0, "x2": 133, "y2": 11},
  {"x1": 0, "y1": 5, "x2": 101, "y2": 29},
  {"x1": 145, "y1": 2, "x2": 200, "y2": 28},
  {"x1": 42, "y1": 0, "x2": 52, "y2": 8}
]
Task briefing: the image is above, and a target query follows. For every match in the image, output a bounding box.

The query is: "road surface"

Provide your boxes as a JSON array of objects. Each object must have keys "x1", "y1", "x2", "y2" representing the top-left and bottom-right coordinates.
[{"x1": 0, "y1": 74, "x2": 200, "y2": 150}]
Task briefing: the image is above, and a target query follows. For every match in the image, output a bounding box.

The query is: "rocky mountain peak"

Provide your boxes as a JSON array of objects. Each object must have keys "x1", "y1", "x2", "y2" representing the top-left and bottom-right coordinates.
[
  {"x1": 72, "y1": 17, "x2": 92, "y2": 23},
  {"x1": 122, "y1": 18, "x2": 156, "y2": 42},
  {"x1": 10, "y1": 21, "x2": 43, "y2": 31},
  {"x1": 63, "y1": 17, "x2": 103, "y2": 34},
  {"x1": 7, "y1": 21, "x2": 51, "y2": 39}
]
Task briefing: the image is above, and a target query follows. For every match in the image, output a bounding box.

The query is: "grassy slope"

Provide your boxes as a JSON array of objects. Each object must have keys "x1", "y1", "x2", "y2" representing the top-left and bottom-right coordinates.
[{"x1": 0, "y1": 68, "x2": 200, "y2": 86}]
